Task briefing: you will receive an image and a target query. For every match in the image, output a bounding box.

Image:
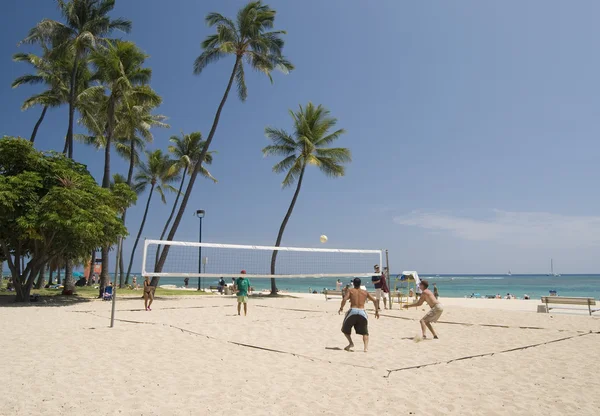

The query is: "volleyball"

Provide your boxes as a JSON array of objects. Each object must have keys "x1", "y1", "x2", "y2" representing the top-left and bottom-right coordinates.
[{"x1": 320, "y1": 235, "x2": 328, "y2": 243}]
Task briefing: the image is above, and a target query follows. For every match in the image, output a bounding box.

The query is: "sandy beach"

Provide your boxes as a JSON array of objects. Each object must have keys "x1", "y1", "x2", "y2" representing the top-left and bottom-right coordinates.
[{"x1": 1, "y1": 294, "x2": 599, "y2": 416}]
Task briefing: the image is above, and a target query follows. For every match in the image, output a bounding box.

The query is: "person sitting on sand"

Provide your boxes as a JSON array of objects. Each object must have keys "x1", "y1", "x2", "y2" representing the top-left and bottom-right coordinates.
[
  {"x1": 143, "y1": 275, "x2": 155, "y2": 311},
  {"x1": 132, "y1": 276, "x2": 137, "y2": 289},
  {"x1": 403, "y1": 279, "x2": 443, "y2": 340},
  {"x1": 339, "y1": 278, "x2": 380, "y2": 352}
]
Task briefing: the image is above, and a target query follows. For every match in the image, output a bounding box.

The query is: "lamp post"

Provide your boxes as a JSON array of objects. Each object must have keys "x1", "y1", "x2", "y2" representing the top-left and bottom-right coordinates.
[{"x1": 195, "y1": 210, "x2": 205, "y2": 290}]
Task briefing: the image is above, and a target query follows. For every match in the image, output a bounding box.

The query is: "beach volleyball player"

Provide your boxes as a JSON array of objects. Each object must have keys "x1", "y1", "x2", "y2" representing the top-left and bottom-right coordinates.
[
  {"x1": 339, "y1": 278, "x2": 380, "y2": 352},
  {"x1": 403, "y1": 279, "x2": 443, "y2": 339}
]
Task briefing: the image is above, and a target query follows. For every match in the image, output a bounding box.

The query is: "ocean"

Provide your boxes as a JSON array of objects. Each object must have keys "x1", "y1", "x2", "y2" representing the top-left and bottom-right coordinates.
[
  {"x1": 151, "y1": 274, "x2": 600, "y2": 299},
  {"x1": 4, "y1": 271, "x2": 598, "y2": 299}
]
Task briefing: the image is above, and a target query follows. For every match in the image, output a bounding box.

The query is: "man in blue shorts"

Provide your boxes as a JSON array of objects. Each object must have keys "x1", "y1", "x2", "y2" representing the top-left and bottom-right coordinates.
[{"x1": 339, "y1": 278, "x2": 380, "y2": 352}]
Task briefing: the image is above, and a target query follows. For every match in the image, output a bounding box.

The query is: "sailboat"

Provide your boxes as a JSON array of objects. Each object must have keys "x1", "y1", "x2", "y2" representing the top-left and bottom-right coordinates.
[
  {"x1": 507, "y1": 270, "x2": 512, "y2": 276},
  {"x1": 550, "y1": 259, "x2": 560, "y2": 277}
]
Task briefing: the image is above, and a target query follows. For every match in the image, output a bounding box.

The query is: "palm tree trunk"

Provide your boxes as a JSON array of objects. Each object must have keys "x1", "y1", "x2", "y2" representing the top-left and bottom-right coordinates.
[
  {"x1": 34, "y1": 263, "x2": 46, "y2": 289},
  {"x1": 121, "y1": 139, "x2": 136, "y2": 286},
  {"x1": 57, "y1": 265, "x2": 62, "y2": 285},
  {"x1": 126, "y1": 183, "x2": 155, "y2": 284},
  {"x1": 30, "y1": 106, "x2": 48, "y2": 143},
  {"x1": 127, "y1": 139, "x2": 136, "y2": 185},
  {"x1": 101, "y1": 97, "x2": 116, "y2": 188},
  {"x1": 155, "y1": 173, "x2": 186, "y2": 268},
  {"x1": 99, "y1": 247, "x2": 109, "y2": 298},
  {"x1": 48, "y1": 268, "x2": 54, "y2": 286},
  {"x1": 120, "y1": 208, "x2": 128, "y2": 286},
  {"x1": 86, "y1": 250, "x2": 96, "y2": 286},
  {"x1": 269, "y1": 165, "x2": 306, "y2": 295},
  {"x1": 65, "y1": 54, "x2": 80, "y2": 159},
  {"x1": 151, "y1": 56, "x2": 241, "y2": 285},
  {"x1": 99, "y1": 97, "x2": 116, "y2": 297},
  {"x1": 63, "y1": 259, "x2": 74, "y2": 295}
]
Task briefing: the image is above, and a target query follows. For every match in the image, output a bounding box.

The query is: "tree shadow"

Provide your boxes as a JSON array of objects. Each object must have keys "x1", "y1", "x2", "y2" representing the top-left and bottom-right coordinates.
[{"x1": 0, "y1": 294, "x2": 94, "y2": 308}]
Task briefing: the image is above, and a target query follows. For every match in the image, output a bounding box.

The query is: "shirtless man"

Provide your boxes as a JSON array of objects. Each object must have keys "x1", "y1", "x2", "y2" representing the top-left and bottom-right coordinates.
[
  {"x1": 338, "y1": 278, "x2": 380, "y2": 352},
  {"x1": 403, "y1": 279, "x2": 443, "y2": 339}
]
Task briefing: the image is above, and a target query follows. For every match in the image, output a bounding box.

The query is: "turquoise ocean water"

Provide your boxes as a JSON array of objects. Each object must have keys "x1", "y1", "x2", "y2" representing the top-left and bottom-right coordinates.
[
  {"x1": 151, "y1": 274, "x2": 600, "y2": 299},
  {"x1": 5, "y1": 271, "x2": 598, "y2": 299}
]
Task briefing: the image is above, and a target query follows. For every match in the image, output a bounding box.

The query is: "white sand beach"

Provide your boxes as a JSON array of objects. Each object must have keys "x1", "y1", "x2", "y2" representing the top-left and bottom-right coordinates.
[{"x1": 1, "y1": 294, "x2": 599, "y2": 416}]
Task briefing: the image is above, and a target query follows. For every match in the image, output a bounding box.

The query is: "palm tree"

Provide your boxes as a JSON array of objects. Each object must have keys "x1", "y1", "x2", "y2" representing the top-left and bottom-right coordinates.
[
  {"x1": 152, "y1": 1, "x2": 293, "y2": 281},
  {"x1": 88, "y1": 41, "x2": 160, "y2": 188},
  {"x1": 124, "y1": 150, "x2": 179, "y2": 284},
  {"x1": 20, "y1": 0, "x2": 131, "y2": 158},
  {"x1": 87, "y1": 40, "x2": 160, "y2": 296},
  {"x1": 78, "y1": 100, "x2": 168, "y2": 285},
  {"x1": 263, "y1": 103, "x2": 351, "y2": 294},
  {"x1": 154, "y1": 132, "x2": 217, "y2": 268},
  {"x1": 11, "y1": 48, "x2": 72, "y2": 143}
]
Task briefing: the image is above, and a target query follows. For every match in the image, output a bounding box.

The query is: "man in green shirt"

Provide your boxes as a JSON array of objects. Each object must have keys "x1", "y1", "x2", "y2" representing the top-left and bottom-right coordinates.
[{"x1": 235, "y1": 270, "x2": 251, "y2": 316}]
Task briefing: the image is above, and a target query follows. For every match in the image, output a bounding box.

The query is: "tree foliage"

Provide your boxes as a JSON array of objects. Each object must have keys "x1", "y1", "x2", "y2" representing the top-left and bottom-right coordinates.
[
  {"x1": 263, "y1": 103, "x2": 350, "y2": 293},
  {"x1": 0, "y1": 137, "x2": 135, "y2": 302}
]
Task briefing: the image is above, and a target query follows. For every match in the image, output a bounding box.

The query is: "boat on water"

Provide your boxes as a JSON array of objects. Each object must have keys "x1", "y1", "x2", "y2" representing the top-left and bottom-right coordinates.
[
  {"x1": 549, "y1": 259, "x2": 560, "y2": 277},
  {"x1": 507, "y1": 270, "x2": 512, "y2": 276}
]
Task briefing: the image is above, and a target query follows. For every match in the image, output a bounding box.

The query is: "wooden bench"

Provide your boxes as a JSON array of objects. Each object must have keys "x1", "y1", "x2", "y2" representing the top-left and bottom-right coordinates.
[
  {"x1": 324, "y1": 290, "x2": 343, "y2": 300},
  {"x1": 540, "y1": 296, "x2": 597, "y2": 316}
]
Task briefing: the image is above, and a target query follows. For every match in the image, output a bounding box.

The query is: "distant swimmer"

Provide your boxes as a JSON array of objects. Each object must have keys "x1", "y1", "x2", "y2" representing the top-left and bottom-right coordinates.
[
  {"x1": 339, "y1": 278, "x2": 380, "y2": 352},
  {"x1": 404, "y1": 279, "x2": 443, "y2": 340}
]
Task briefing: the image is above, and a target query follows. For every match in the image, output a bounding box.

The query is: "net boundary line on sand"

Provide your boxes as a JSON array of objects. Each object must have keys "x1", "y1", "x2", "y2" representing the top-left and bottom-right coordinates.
[
  {"x1": 142, "y1": 239, "x2": 384, "y2": 278},
  {"x1": 384, "y1": 331, "x2": 600, "y2": 378},
  {"x1": 72, "y1": 307, "x2": 599, "y2": 378},
  {"x1": 79, "y1": 311, "x2": 377, "y2": 371}
]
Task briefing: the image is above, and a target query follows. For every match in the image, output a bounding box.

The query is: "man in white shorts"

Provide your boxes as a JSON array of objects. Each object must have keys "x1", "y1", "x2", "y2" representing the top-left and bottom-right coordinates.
[
  {"x1": 371, "y1": 265, "x2": 388, "y2": 310},
  {"x1": 403, "y1": 279, "x2": 443, "y2": 339}
]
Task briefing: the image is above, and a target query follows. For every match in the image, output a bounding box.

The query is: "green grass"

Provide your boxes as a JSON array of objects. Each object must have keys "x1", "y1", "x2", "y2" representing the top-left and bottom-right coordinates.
[{"x1": 0, "y1": 282, "x2": 214, "y2": 298}]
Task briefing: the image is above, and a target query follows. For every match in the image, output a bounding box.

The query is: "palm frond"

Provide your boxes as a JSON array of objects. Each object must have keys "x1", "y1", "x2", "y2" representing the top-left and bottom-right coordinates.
[
  {"x1": 193, "y1": 48, "x2": 226, "y2": 75},
  {"x1": 262, "y1": 144, "x2": 295, "y2": 157},
  {"x1": 314, "y1": 147, "x2": 352, "y2": 163},
  {"x1": 235, "y1": 61, "x2": 247, "y2": 101},
  {"x1": 281, "y1": 158, "x2": 303, "y2": 188},
  {"x1": 264, "y1": 126, "x2": 295, "y2": 147},
  {"x1": 272, "y1": 154, "x2": 296, "y2": 174}
]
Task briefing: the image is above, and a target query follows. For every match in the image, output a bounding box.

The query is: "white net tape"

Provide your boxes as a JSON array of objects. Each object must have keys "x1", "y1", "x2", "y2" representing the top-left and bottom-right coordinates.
[{"x1": 142, "y1": 239, "x2": 383, "y2": 279}]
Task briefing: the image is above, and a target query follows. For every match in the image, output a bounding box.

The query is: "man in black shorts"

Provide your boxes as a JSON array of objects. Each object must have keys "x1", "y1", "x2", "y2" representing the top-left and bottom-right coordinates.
[{"x1": 338, "y1": 278, "x2": 380, "y2": 352}]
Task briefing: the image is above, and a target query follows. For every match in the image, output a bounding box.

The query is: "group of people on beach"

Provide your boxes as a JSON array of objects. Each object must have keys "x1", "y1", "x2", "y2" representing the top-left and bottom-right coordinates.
[
  {"x1": 338, "y1": 264, "x2": 444, "y2": 352},
  {"x1": 139, "y1": 264, "x2": 443, "y2": 353}
]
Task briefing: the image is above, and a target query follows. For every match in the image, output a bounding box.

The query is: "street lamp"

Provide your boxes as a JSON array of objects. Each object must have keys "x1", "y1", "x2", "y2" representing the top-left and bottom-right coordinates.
[{"x1": 195, "y1": 210, "x2": 205, "y2": 290}]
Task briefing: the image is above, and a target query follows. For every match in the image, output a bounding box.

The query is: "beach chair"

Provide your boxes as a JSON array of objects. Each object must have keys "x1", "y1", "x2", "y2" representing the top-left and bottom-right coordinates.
[{"x1": 103, "y1": 286, "x2": 113, "y2": 301}]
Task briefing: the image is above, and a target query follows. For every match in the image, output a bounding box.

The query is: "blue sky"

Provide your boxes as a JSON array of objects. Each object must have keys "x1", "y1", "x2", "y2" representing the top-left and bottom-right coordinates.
[{"x1": 2, "y1": 0, "x2": 599, "y2": 274}]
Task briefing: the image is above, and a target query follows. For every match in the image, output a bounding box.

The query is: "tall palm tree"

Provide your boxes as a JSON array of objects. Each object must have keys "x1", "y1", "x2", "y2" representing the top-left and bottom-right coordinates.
[
  {"x1": 152, "y1": 1, "x2": 293, "y2": 281},
  {"x1": 116, "y1": 105, "x2": 169, "y2": 186},
  {"x1": 125, "y1": 150, "x2": 179, "y2": 284},
  {"x1": 11, "y1": 48, "x2": 72, "y2": 143},
  {"x1": 87, "y1": 40, "x2": 160, "y2": 296},
  {"x1": 154, "y1": 132, "x2": 217, "y2": 268},
  {"x1": 88, "y1": 40, "x2": 159, "y2": 188},
  {"x1": 263, "y1": 103, "x2": 351, "y2": 294},
  {"x1": 20, "y1": 0, "x2": 131, "y2": 158},
  {"x1": 78, "y1": 100, "x2": 168, "y2": 285}
]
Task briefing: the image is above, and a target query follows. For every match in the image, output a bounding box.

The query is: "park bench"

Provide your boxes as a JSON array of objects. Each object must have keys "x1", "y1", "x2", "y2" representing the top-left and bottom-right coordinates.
[
  {"x1": 323, "y1": 290, "x2": 343, "y2": 300},
  {"x1": 540, "y1": 296, "x2": 597, "y2": 316}
]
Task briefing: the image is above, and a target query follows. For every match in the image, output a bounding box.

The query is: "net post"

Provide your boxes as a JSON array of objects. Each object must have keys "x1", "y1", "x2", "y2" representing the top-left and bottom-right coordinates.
[
  {"x1": 385, "y1": 249, "x2": 392, "y2": 310},
  {"x1": 141, "y1": 238, "x2": 148, "y2": 277},
  {"x1": 110, "y1": 236, "x2": 123, "y2": 328}
]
